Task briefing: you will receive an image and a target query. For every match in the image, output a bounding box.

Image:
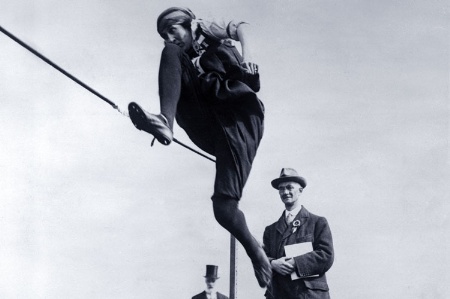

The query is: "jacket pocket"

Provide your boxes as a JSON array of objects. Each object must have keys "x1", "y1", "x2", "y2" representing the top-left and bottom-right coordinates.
[
  {"x1": 304, "y1": 280, "x2": 329, "y2": 291},
  {"x1": 296, "y1": 233, "x2": 313, "y2": 243}
]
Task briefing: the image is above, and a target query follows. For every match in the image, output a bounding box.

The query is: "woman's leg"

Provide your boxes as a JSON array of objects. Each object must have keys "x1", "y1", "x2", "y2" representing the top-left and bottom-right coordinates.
[
  {"x1": 211, "y1": 127, "x2": 271, "y2": 288},
  {"x1": 212, "y1": 198, "x2": 271, "y2": 288},
  {"x1": 158, "y1": 43, "x2": 184, "y2": 130},
  {"x1": 128, "y1": 43, "x2": 186, "y2": 144}
]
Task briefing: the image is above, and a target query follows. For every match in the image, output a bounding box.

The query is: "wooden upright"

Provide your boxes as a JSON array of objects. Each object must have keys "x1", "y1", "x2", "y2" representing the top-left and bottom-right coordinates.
[{"x1": 229, "y1": 235, "x2": 237, "y2": 299}]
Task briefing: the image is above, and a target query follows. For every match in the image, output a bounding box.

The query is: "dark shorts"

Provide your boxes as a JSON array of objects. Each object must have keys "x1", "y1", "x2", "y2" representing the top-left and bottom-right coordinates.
[
  {"x1": 212, "y1": 110, "x2": 264, "y2": 201},
  {"x1": 163, "y1": 43, "x2": 264, "y2": 201}
]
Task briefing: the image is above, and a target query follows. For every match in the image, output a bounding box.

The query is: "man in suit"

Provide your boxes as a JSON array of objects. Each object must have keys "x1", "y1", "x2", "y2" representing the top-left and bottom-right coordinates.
[
  {"x1": 263, "y1": 168, "x2": 334, "y2": 299},
  {"x1": 192, "y1": 265, "x2": 229, "y2": 299}
]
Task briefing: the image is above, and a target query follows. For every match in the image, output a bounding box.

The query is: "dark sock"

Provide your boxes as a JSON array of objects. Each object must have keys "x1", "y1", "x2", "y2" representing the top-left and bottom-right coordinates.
[
  {"x1": 212, "y1": 199, "x2": 261, "y2": 259},
  {"x1": 158, "y1": 44, "x2": 183, "y2": 129}
]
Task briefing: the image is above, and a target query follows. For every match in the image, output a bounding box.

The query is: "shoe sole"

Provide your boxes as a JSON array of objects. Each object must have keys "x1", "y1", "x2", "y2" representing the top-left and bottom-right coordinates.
[{"x1": 128, "y1": 102, "x2": 172, "y2": 145}]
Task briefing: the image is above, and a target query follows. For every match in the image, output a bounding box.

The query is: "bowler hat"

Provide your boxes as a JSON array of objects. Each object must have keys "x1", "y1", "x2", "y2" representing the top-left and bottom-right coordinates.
[
  {"x1": 204, "y1": 265, "x2": 220, "y2": 279},
  {"x1": 271, "y1": 168, "x2": 307, "y2": 189}
]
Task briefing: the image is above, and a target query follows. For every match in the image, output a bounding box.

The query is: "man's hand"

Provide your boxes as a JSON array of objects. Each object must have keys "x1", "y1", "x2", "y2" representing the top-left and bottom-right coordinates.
[{"x1": 271, "y1": 257, "x2": 295, "y2": 275}]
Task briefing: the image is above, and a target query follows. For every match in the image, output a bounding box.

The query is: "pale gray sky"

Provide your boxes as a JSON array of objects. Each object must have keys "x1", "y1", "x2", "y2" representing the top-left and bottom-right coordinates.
[{"x1": 1, "y1": 0, "x2": 449, "y2": 298}]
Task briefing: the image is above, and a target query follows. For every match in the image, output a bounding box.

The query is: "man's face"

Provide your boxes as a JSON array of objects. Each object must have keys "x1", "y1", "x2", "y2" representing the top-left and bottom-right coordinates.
[
  {"x1": 278, "y1": 181, "x2": 302, "y2": 208},
  {"x1": 205, "y1": 277, "x2": 216, "y2": 290},
  {"x1": 164, "y1": 24, "x2": 193, "y2": 51}
]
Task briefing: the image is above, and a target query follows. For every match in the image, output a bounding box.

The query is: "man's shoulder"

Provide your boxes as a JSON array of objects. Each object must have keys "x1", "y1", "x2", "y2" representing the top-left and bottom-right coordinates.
[
  {"x1": 303, "y1": 207, "x2": 327, "y2": 221},
  {"x1": 191, "y1": 291, "x2": 206, "y2": 299},
  {"x1": 191, "y1": 291, "x2": 228, "y2": 299},
  {"x1": 301, "y1": 207, "x2": 330, "y2": 227},
  {"x1": 264, "y1": 218, "x2": 281, "y2": 232},
  {"x1": 217, "y1": 292, "x2": 229, "y2": 299}
]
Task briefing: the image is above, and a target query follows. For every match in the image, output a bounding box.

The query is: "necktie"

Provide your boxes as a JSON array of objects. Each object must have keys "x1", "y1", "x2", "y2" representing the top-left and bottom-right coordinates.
[{"x1": 286, "y1": 212, "x2": 294, "y2": 224}]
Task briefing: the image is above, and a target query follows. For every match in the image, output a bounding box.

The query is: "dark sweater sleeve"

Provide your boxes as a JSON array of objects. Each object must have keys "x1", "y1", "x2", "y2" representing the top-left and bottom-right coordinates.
[{"x1": 199, "y1": 44, "x2": 261, "y2": 104}]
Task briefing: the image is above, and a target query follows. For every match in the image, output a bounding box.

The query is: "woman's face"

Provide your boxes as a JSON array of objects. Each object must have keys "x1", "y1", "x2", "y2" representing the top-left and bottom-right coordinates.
[{"x1": 164, "y1": 24, "x2": 192, "y2": 51}]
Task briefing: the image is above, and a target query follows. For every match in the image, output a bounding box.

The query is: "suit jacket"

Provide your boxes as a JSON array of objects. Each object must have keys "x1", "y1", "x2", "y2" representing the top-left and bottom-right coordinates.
[
  {"x1": 263, "y1": 206, "x2": 334, "y2": 299},
  {"x1": 191, "y1": 291, "x2": 229, "y2": 299}
]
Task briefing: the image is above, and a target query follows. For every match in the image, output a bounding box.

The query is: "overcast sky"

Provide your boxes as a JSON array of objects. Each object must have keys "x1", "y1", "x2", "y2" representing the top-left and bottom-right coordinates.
[{"x1": 0, "y1": 0, "x2": 449, "y2": 298}]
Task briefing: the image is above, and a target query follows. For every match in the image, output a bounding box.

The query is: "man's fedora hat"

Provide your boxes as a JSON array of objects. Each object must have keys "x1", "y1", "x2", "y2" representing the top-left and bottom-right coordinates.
[
  {"x1": 204, "y1": 265, "x2": 220, "y2": 279},
  {"x1": 271, "y1": 168, "x2": 307, "y2": 189}
]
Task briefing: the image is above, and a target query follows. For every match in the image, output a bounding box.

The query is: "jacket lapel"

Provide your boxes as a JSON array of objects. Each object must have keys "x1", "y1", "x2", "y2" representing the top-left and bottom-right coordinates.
[
  {"x1": 274, "y1": 206, "x2": 311, "y2": 257},
  {"x1": 275, "y1": 211, "x2": 287, "y2": 235},
  {"x1": 280, "y1": 206, "x2": 309, "y2": 240},
  {"x1": 296, "y1": 206, "x2": 309, "y2": 233}
]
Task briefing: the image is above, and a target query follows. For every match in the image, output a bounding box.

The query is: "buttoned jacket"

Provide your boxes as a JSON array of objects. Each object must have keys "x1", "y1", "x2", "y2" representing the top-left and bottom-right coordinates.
[{"x1": 263, "y1": 206, "x2": 334, "y2": 298}]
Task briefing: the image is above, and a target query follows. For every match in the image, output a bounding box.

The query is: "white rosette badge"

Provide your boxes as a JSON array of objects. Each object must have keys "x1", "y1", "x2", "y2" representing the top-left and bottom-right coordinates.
[{"x1": 292, "y1": 220, "x2": 301, "y2": 233}]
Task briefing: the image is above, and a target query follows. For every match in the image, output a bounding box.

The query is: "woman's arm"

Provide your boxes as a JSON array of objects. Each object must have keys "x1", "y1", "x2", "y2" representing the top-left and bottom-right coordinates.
[
  {"x1": 197, "y1": 18, "x2": 259, "y2": 75},
  {"x1": 236, "y1": 23, "x2": 258, "y2": 74}
]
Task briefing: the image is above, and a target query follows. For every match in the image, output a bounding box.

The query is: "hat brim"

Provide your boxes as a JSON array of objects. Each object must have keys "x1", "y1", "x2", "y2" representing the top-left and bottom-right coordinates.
[{"x1": 271, "y1": 176, "x2": 307, "y2": 189}]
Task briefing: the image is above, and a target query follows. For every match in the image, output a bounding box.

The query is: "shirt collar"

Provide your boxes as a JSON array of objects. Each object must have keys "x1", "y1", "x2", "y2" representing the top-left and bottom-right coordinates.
[
  {"x1": 285, "y1": 205, "x2": 301, "y2": 218},
  {"x1": 205, "y1": 290, "x2": 217, "y2": 299}
]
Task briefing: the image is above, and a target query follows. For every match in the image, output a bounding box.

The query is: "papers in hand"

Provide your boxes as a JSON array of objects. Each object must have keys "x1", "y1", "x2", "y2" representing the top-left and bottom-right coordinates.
[{"x1": 284, "y1": 242, "x2": 318, "y2": 280}]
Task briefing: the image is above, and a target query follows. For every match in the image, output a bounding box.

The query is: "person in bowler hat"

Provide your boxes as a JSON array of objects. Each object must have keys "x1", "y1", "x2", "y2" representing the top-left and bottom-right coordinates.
[
  {"x1": 192, "y1": 265, "x2": 229, "y2": 299},
  {"x1": 263, "y1": 168, "x2": 334, "y2": 299}
]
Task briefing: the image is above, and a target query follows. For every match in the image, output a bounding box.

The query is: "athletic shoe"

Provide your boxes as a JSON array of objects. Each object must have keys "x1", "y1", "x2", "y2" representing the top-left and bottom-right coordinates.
[{"x1": 128, "y1": 102, "x2": 173, "y2": 145}]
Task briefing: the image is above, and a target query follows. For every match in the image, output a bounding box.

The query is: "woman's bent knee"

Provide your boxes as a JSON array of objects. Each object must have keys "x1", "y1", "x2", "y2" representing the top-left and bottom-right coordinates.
[
  {"x1": 162, "y1": 43, "x2": 183, "y2": 59},
  {"x1": 212, "y1": 198, "x2": 238, "y2": 221}
]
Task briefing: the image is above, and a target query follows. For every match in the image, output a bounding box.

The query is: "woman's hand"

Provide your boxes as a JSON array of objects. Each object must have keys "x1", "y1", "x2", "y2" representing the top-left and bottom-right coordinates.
[{"x1": 242, "y1": 61, "x2": 259, "y2": 74}]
